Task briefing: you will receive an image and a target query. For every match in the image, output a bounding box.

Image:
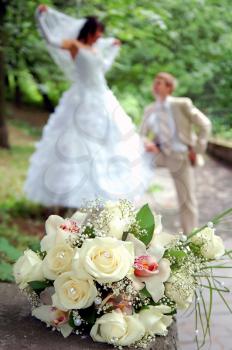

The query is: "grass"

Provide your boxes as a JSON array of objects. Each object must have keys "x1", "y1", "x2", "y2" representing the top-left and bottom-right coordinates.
[
  {"x1": 0, "y1": 122, "x2": 44, "y2": 282},
  {"x1": 147, "y1": 183, "x2": 164, "y2": 194}
]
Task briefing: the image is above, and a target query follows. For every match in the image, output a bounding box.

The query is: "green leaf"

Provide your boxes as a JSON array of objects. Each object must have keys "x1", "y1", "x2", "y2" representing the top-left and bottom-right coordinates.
[
  {"x1": 0, "y1": 237, "x2": 21, "y2": 262},
  {"x1": 122, "y1": 231, "x2": 129, "y2": 241},
  {"x1": 166, "y1": 308, "x2": 177, "y2": 316},
  {"x1": 68, "y1": 311, "x2": 76, "y2": 328},
  {"x1": 28, "y1": 280, "x2": 52, "y2": 293},
  {"x1": 83, "y1": 225, "x2": 95, "y2": 238},
  {"x1": 135, "y1": 304, "x2": 150, "y2": 313},
  {"x1": 188, "y1": 243, "x2": 202, "y2": 256},
  {"x1": 140, "y1": 287, "x2": 152, "y2": 298},
  {"x1": 136, "y1": 204, "x2": 155, "y2": 246},
  {"x1": 168, "y1": 249, "x2": 187, "y2": 259},
  {"x1": 79, "y1": 305, "x2": 97, "y2": 325},
  {"x1": 29, "y1": 241, "x2": 41, "y2": 252},
  {"x1": 0, "y1": 262, "x2": 14, "y2": 282}
]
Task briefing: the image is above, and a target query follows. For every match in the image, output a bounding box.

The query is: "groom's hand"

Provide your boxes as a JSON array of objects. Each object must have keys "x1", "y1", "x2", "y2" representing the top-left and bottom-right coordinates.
[
  {"x1": 188, "y1": 146, "x2": 197, "y2": 166},
  {"x1": 145, "y1": 142, "x2": 160, "y2": 154}
]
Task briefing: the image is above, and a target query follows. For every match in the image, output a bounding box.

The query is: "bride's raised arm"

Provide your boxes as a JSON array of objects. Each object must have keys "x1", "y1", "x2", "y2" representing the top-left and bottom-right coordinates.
[
  {"x1": 36, "y1": 5, "x2": 86, "y2": 48},
  {"x1": 35, "y1": 5, "x2": 87, "y2": 81}
]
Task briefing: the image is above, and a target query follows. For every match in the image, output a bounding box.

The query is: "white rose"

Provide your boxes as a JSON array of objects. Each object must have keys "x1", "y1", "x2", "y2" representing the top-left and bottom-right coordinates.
[
  {"x1": 108, "y1": 216, "x2": 130, "y2": 240},
  {"x1": 90, "y1": 310, "x2": 145, "y2": 346},
  {"x1": 191, "y1": 227, "x2": 225, "y2": 259},
  {"x1": 41, "y1": 212, "x2": 87, "y2": 252},
  {"x1": 13, "y1": 250, "x2": 44, "y2": 288},
  {"x1": 71, "y1": 210, "x2": 88, "y2": 224},
  {"x1": 101, "y1": 201, "x2": 135, "y2": 239},
  {"x1": 42, "y1": 243, "x2": 75, "y2": 280},
  {"x1": 52, "y1": 272, "x2": 97, "y2": 311},
  {"x1": 165, "y1": 272, "x2": 195, "y2": 309},
  {"x1": 73, "y1": 237, "x2": 134, "y2": 283},
  {"x1": 139, "y1": 305, "x2": 173, "y2": 336}
]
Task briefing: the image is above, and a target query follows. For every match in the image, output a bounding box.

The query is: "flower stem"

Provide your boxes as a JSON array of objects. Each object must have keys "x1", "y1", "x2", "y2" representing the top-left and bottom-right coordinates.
[{"x1": 187, "y1": 208, "x2": 232, "y2": 240}]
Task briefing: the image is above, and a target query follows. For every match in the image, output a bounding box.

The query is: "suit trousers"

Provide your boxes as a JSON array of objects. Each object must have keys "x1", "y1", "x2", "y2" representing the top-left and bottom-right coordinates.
[{"x1": 154, "y1": 151, "x2": 198, "y2": 234}]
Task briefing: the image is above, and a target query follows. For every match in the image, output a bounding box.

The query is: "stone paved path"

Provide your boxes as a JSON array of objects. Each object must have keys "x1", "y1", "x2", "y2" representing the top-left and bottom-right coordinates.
[
  {"x1": 139, "y1": 155, "x2": 232, "y2": 350},
  {"x1": 0, "y1": 284, "x2": 178, "y2": 350}
]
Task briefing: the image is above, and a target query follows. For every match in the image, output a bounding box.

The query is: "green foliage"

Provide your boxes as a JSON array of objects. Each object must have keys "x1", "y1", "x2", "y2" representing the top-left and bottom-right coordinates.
[
  {"x1": 79, "y1": 305, "x2": 97, "y2": 325},
  {"x1": 82, "y1": 225, "x2": 95, "y2": 238},
  {"x1": 140, "y1": 286, "x2": 152, "y2": 298},
  {"x1": 0, "y1": 219, "x2": 41, "y2": 282},
  {"x1": 3, "y1": 0, "x2": 232, "y2": 134},
  {"x1": 0, "y1": 237, "x2": 22, "y2": 261},
  {"x1": 28, "y1": 280, "x2": 53, "y2": 294},
  {"x1": 0, "y1": 237, "x2": 21, "y2": 281},
  {"x1": 0, "y1": 121, "x2": 44, "y2": 282},
  {"x1": 167, "y1": 249, "x2": 187, "y2": 260},
  {"x1": 68, "y1": 311, "x2": 76, "y2": 328},
  {"x1": 0, "y1": 262, "x2": 14, "y2": 282},
  {"x1": 136, "y1": 204, "x2": 155, "y2": 246},
  {"x1": 10, "y1": 120, "x2": 42, "y2": 138}
]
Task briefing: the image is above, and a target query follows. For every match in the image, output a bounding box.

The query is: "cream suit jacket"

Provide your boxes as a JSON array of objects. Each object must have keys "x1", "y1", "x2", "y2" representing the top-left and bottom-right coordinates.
[{"x1": 140, "y1": 96, "x2": 212, "y2": 154}]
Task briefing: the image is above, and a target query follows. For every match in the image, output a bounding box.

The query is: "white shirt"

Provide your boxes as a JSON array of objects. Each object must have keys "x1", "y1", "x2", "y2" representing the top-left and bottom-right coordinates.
[{"x1": 146, "y1": 96, "x2": 188, "y2": 153}]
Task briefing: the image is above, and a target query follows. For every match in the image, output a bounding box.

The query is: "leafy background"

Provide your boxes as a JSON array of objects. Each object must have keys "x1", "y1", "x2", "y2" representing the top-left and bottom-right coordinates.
[{"x1": 4, "y1": 0, "x2": 232, "y2": 135}]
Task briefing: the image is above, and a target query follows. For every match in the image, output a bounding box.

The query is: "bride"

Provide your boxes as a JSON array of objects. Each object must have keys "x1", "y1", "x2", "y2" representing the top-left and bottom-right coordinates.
[{"x1": 24, "y1": 5, "x2": 152, "y2": 208}]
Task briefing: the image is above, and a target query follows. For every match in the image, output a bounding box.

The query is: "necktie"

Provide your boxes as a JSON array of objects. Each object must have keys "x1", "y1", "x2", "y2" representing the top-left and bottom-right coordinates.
[{"x1": 158, "y1": 104, "x2": 172, "y2": 155}]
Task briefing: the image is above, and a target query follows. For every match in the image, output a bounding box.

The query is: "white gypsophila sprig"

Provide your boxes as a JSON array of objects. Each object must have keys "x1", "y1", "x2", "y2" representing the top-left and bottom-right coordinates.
[
  {"x1": 22, "y1": 285, "x2": 41, "y2": 309},
  {"x1": 133, "y1": 333, "x2": 156, "y2": 349},
  {"x1": 92, "y1": 200, "x2": 137, "y2": 239}
]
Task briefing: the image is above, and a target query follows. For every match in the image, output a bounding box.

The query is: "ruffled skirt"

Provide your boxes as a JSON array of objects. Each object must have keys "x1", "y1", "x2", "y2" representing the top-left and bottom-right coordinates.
[{"x1": 24, "y1": 84, "x2": 153, "y2": 207}]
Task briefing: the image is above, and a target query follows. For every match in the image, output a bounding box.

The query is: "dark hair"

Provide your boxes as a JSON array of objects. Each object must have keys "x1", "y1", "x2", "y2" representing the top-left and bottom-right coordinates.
[{"x1": 77, "y1": 16, "x2": 105, "y2": 43}]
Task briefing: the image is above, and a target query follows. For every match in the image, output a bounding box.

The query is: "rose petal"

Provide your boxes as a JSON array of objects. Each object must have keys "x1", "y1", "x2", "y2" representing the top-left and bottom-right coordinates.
[{"x1": 45, "y1": 215, "x2": 64, "y2": 236}]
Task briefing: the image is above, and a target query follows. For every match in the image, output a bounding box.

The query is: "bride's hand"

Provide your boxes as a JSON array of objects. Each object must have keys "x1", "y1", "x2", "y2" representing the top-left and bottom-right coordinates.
[
  {"x1": 113, "y1": 39, "x2": 121, "y2": 46},
  {"x1": 38, "y1": 4, "x2": 48, "y2": 13}
]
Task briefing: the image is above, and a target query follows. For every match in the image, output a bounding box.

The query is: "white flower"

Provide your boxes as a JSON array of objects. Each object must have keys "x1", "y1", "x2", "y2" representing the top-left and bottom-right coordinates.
[
  {"x1": 52, "y1": 272, "x2": 97, "y2": 311},
  {"x1": 165, "y1": 272, "x2": 195, "y2": 309},
  {"x1": 40, "y1": 211, "x2": 87, "y2": 252},
  {"x1": 191, "y1": 227, "x2": 225, "y2": 259},
  {"x1": 71, "y1": 210, "x2": 88, "y2": 224},
  {"x1": 13, "y1": 250, "x2": 44, "y2": 288},
  {"x1": 42, "y1": 243, "x2": 75, "y2": 280},
  {"x1": 73, "y1": 237, "x2": 134, "y2": 283},
  {"x1": 139, "y1": 305, "x2": 173, "y2": 336},
  {"x1": 128, "y1": 234, "x2": 171, "y2": 302},
  {"x1": 100, "y1": 200, "x2": 135, "y2": 239},
  {"x1": 32, "y1": 305, "x2": 72, "y2": 337},
  {"x1": 90, "y1": 310, "x2": 145, "y2": 346},
  {"x1": 150, "y1": 214, "x2": 180, "y2": 254}
]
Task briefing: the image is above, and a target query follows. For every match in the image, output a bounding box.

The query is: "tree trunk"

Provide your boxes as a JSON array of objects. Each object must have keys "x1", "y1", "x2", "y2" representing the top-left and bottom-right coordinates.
[{"x1": 0, "y1": 0, "x2": 10, "y2": 149}]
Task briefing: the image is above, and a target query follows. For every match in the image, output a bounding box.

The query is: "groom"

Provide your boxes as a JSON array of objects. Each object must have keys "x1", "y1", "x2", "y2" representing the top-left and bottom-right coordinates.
[{"x1": 141, "y1": 72, "x2": 212, "y2": 234}]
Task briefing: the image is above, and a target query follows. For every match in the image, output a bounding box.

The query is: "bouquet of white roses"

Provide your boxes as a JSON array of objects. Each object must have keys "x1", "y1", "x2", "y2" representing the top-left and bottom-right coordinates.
[{"x1": 13, "y1": 200, "x2": 232, "y2": 349}]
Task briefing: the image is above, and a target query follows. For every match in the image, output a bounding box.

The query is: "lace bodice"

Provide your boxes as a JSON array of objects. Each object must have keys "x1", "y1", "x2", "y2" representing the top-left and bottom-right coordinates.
[{"x1": 75, "y1": 48, "x2": 107, "y2": 90}]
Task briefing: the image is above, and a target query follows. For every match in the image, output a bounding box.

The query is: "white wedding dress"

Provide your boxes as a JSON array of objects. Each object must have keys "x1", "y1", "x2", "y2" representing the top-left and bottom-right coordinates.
[{"x1": 24, "y1": 8, "x2": 152, "y2": 207}]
